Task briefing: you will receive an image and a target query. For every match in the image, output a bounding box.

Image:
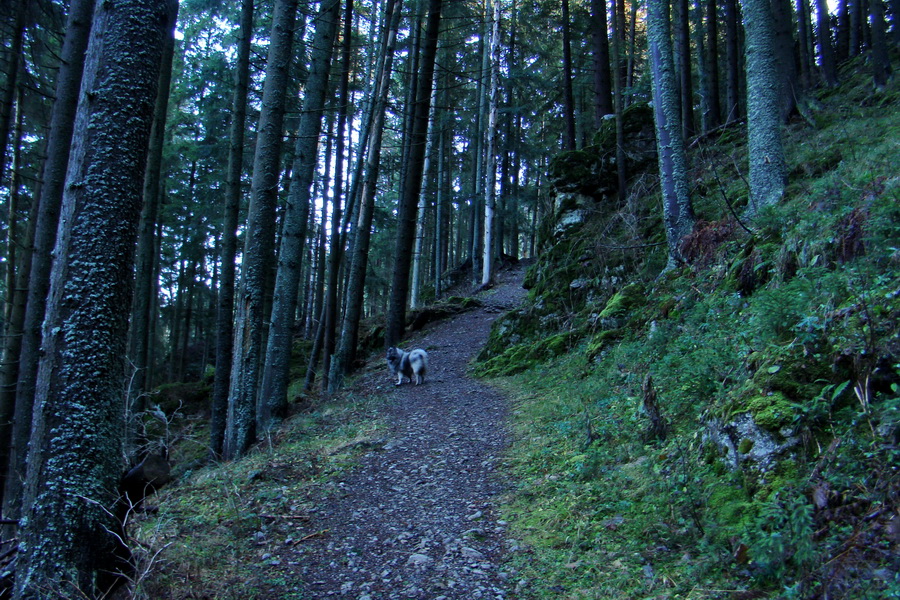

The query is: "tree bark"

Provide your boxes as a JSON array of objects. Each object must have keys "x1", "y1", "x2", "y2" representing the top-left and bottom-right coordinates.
[
  {"x1": 771, "y1": 0, "x2": 798, "y2": 119},
  {"x1": 210, "y1": 0, "x2": 254, "y2": 459},
  {"x1": 129, "y1": 0, "x2": 179, "y2": 404},
  {"x1": 611, "y1": 0, "x2": 627, "y2": 202},
  {"x1": 815, "y1": 0, "x2": 839, "y2": 85},
  {"x1": 258, "y1": 0, "x2": 340, "y2": 433},
  {"x1": 869, "y1": 0, "x2": 892, "y2": 89},
  {"x1": 482, "y1": 0, "x2": 500, "y2": 286},
  {"x1": 385, "y1": 0, "x2": 443, "y2": 348},
  {"x1": 321, "y1": 0, "x2": 355, "y2": 394},
  {"x1": 330, "y1": 0, "x2": 403, "y2": 390},
  {"x1": 561, "y1": 0, "x2": 576, "y2": 150},
  {"x1": 13, "y1": 0, "x2": 175, "y2": 596},
  {"x1": 743, "y1": 0, "x2": 789, "y2": 216},
  {"x1": 797, "y1": 0, "x2": 814, "y2": 88},
  {"x1": 410, "y1": 91, "x2": 436, "y2": 309},
  {"x1": 724, "y1": 0, "x2": 741, "y2": 122},
  {"x1": 0, "y1": 0, "x2": 26, "y2": 190},
  {"x1": 648, "y1": 0, "x2": 695, "y2": 265},
  {"x1": 704, "y1": 0, "x2": 722, "y2": 129},
  {"x1": 225, "y1": 0, "x2": 299, "y2": 459},
  {"x1": 591, "y1": 0, "x2": 614, "y2": 122},
  {"x1": 675, "y1": 0, "x2": 695, "y2": 138},
  {"x1": 1, "y1": 0, "x2": 94, "y2": 522}
]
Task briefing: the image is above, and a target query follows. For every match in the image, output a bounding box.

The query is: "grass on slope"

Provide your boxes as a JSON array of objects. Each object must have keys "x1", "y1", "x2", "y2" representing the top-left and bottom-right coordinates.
[{"x1": 487, "y1": 62, "x2": 900, "y2": 600}]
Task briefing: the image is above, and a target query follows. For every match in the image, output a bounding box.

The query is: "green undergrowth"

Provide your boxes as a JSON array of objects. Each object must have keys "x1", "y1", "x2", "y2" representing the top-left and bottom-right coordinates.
[
  {"x1": 131, "y1": 391, "x2": 388, "y2": 599},
  {"x1": 483, "y1": 59, "x2": 900, "y2": 599}
]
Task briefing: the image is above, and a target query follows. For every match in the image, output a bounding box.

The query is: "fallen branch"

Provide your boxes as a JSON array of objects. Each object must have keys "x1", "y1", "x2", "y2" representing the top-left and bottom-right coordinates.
[{"x1": 292, "y1": 529, "x2": 329, "y2": 544}]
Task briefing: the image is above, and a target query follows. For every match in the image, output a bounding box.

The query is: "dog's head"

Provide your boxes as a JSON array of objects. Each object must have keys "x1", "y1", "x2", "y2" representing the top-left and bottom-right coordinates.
[{"x1": 386, "y1": 347, "x2": 401, "y2": 373}]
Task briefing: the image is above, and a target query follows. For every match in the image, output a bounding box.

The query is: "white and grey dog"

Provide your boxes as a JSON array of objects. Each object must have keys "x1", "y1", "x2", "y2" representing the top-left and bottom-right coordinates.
[{"x1": 386, "y1": 346, "x2": 429, "y2": 386}]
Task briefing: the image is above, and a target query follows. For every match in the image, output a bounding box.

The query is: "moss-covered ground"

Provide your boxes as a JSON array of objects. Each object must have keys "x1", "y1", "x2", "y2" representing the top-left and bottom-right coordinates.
[{"x1": 479, "y1": 58, "x2": 900, "y2": 599}]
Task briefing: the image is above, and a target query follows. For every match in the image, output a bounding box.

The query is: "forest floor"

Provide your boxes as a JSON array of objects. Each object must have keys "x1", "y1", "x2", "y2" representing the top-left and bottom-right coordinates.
[{"x1": 273, "y1": 264, "x2": 529, "y2": 599}]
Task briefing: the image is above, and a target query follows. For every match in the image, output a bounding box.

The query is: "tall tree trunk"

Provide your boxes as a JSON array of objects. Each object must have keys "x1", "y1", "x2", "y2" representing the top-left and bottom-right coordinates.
[
  {"x1": 321, "y1": 0, "x2": 355, "y2": 393},
  {"x1": 591, "y1": 0, "x2": 614, "y2": 122},
  {"x1": 561, "y1": 0, "x2": 576, "y2": 150},
  {"x1": 724, "y1": 0, "x2": 741, "y2": 122},
  {"x1": 482, "y1": 0, "x2": 500, "y2": 286},
  {"x1": 330, "y1": 0, "x2": 402, "y2": 391},
  {"x1": 411, "y1": 82, "x2": 437, "y2": 309},
  {"x1": 771, "y1": 0, "x2": 798, "y2": 119},
  {"x1": 797, "y1": 0, "x2": 814, "y2": 88},
  {"x1": 4, "y1": 82, "x2": 24, "y2": 326},
  {"x1": 0, "y1": 80, "x2": 23, "y2": 508},
  {"x1": 225, "y1": 0, "x2": 299, "y2": 459},
  {"x1": 1, "y1": 0, "x2": 94, "y2": 522},
  {"x1": 210, "y1": 0, "x2": 254, "y2": 459},
  {"x1": 258, "y1": 0, "x2": 340, "y2": 433},
  {"x1": 675, "y1": 0, "x2": 695, "y2": 138},
  {"x1": 0, "y1": 0, "x2": 26, "y2": 190},
  {"x1": 129, "y1": 0, "x2": 179, "y2": 404},
  {"x1": 744, "y1": 0, "x2": 788, "y2": 216},
  {"x1": 815, "y1": 0, "x2": 839, "y2": 85},
  {"x1": 703, "y1": 0, "x2": 722, "y2": 129},
  {"x1": 848, "y1": 0, "x2": 863, "y2": 56},
  {"x1": 13, "y1": 0, "x2": 175, "y2": 596},
  {"x1": 469, "y1": 13, "x2": 489, "y2": 278},
  {"x1": 648, "y1": 0, "x2": 696, "y2": 266},
  {"x1": 869, "y1": 0, "x2": 891, "y2": 89},
  {"x1": 611, "y1": 0, "x2": 627, "y2": 202},
  {"x1": 385, "y1": 0, "x2": 444, "y2": 348}
]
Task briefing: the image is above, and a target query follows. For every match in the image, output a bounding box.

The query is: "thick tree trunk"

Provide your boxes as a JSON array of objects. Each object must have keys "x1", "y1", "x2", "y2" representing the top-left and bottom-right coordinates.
[
  {"x1": 385, "y1": 0, "x2": 443, "y2": 348},
  {"x1": 724, "y1": 0, "x2": 741, "y2": 122},
  {"x1": 743, "y1": 0, "x2": 789, "y2": 216},
  {"x1": 611, "y1": 0, "x2": 627, "y2": 202},
  {"x1": 797, "y1": 0, "x2": 814, "y2": 88},
  {"x1": 258, "y1": 0, "x2": 340, "y2": 433},
  {"x1": 648, "y1": 0, "x2": 695, "y2": 265},
  {"x1": 561, "y1": 0, "x2": 576, "y2": 150},
  {"x1": 225, "y1": 0, "x2": 299, "y2": 459},
  {"x1": 129, "y1": 1, "x2": 179, "y2": 403},
  {"x1": 321, "y1": 0, "x2": 355, "y2": 394},
  {"x1": 330, "y1": 0, "x2": 403, "y2": 391},
  {"x1": 869, "y1": 0, "x2": 892, "y2": 89},
  {"x1": 210, "y1": 0, "x2": 254, "y2": 459},
  {"x1": 591, "y1": 0, "x2": 614, "y2": 122},
  {"x1": 704, "y1": 0, "x2": 722, "y2": 129},
  {"x1": 223, "y1": 0, "x2": 297, "y2": 458},
  {"x1": 482, "y1": 0, "x2": 500, "y2": 286},
  {"x1": 0, "y1": 0, "x2": 26, "y2": 190},
  {"x1": 411, "y1": 85, "x2": 437, "y2": 308},
  {"x1": 675, "y1": 0, "x2": 695, "y2": 138},
  {"x1": 771, "y1": 0, "x2": 798, "y2": 119},
  {"x1": 1, "y1": 0, "x2": 94, "y2": 523},
  {"x1": 815, "y1": 0, "x2": 839, "y2": 85},
  {"x1": 13, "y1": 1, "x2": 175, "y2": 596}
]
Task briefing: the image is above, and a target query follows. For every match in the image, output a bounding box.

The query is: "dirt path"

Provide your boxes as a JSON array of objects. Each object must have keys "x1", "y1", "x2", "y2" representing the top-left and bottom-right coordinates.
[{"x1": 286, "y1": 266, "x2": 527, "y2": 599}]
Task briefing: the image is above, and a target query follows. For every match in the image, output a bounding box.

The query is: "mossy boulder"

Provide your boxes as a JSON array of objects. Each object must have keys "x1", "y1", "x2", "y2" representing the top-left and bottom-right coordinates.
[
  {"x1": 475, "y1": 329, "x2": 584, "y2": 377},
  {"x1": 407, "y1": 296, "x2": 483, "y2": 331},
  {"x1": 598, "y1": 283, "x2": 646, "y2": 326},
  {"x1": 151, "y1": 380, "x2": 212, "y2": 417},
  {"x1": 547, "y1": 149, "x2": 618, "y2": 200},
  {"x1": 743, "y1": 391, "x2": 795, "y2": 430},
  {"x1": 476, "y1": 308, "x2": 541, "y2": 363},
  {"x1": 594, "y1": 102, "x2": 657, "y2": 171},
  {"x1": 585, "y1": 328, "x2": 624, "y2": 361}
]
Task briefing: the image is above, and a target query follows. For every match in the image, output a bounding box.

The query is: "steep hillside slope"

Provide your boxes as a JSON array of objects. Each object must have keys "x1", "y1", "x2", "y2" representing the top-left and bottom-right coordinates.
[{"x1": 478, "y1": 60, "x2": 899, "y2": 599}]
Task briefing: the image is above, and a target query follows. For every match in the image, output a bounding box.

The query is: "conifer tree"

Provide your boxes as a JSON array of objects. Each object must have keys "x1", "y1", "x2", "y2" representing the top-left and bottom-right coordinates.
[
  {"x1": 13, "y1": 0, "x2": 176, "y2": 595},
  {"x1": 743, "y1": 0, "x2": 788, "y2": 215}
]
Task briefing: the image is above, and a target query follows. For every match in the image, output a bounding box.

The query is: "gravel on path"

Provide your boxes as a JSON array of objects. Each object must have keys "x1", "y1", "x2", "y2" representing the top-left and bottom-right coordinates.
[{"x1": 284, "y1": 266, "x2": 528, "y2": 600}]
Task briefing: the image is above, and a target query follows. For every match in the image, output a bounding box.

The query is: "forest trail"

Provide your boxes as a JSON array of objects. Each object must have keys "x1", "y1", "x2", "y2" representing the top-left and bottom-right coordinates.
[{"x1": 281, "y1": 265, "x2": 527, "y2": 599}]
